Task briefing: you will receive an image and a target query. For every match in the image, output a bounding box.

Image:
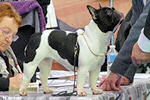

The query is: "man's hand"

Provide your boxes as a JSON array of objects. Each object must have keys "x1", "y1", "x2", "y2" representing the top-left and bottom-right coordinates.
[
  {"x1": 101, "y1": 72, "x2": 123, "y2": 91},
  {"x1": 9, "y1": 73, "x2": 23, "y2": 89},
  {"x1": 131, "y1": 43, "x2": 150, "y2": 66},
  {"x1": 120, "y1": 76, "x2": 130, "y2": 85}
]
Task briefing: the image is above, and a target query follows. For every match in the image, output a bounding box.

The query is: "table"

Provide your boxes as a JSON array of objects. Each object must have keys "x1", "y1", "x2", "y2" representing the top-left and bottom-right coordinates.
[{"x1": 0, "y1": 73, "x2": 150, "y2": 100}]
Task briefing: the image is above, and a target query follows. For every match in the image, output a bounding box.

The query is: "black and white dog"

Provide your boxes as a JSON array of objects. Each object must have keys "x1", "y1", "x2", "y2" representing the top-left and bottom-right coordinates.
[{"x1": 19, "y1": 5, "x2": 123, "y2": 96}]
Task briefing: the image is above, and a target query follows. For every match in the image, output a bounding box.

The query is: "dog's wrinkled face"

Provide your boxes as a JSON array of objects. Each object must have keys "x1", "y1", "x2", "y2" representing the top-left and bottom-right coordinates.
[{"x1": 87, "y1": 5, "x2": 123, "y2": 33}]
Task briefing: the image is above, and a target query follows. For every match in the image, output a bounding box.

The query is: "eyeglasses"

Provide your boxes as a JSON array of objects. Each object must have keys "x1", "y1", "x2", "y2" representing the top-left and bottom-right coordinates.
[
  {"x1": 0, "y1": 27, "x2": 19, "y2": 42},
  {"x1": 12, "y1": 35, "x2": 19, "y2": 42}
]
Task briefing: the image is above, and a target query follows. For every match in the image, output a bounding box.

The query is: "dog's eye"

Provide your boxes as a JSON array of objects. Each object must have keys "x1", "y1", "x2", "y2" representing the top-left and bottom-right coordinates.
[
  {"x1": 107, "y1": 10, "x2": 112, "y2": 16},
  {"x1": 112, "y1": 7, "x2": 115, "y2": 10}
]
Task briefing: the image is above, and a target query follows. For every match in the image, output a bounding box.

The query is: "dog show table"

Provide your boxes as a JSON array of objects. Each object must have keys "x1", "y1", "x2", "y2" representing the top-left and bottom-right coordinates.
[{"x1": 0, "y1": 72, "x2": 150, "y2": 100}]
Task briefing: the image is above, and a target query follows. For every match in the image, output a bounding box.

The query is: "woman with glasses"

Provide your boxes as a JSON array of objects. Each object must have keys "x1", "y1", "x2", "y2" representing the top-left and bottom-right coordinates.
[{"x1": 0, "y1": 2, "x2": 22, "y2": 91}]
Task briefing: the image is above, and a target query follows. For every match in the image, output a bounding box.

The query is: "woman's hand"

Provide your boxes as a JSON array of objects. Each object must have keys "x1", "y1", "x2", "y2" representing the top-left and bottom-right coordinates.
[{"x1": 9, "y1": 73, "x2": 23, "y2": 89}]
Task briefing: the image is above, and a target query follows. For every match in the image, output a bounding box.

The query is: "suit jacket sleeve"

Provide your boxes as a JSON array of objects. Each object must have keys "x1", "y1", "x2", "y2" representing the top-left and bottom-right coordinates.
[
  {"x1": 137, "y1": 9, "x2": 150, "y2": 52},
  {"x1": 110, "y1": 0, "x2": 150, "y2": 83}
]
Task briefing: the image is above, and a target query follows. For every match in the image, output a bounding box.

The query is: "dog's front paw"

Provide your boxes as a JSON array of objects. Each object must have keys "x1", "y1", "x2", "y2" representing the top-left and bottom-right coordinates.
[
  {"x1": 78, "y1": 90, "x2": 87, "y2": 96},
  {"x1": 44, "y1": 88, "x2": 53, "y2": 94},
  {"x1": 19, "y1": 88, "x2": 27, "y2": 96},
  {"x1": 91, "y1": 88, "x2": 103, "y2": 95}
]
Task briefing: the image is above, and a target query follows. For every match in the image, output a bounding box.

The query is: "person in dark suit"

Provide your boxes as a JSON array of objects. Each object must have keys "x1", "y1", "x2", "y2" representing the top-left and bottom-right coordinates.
[
  {"x1": 101, "y1": 0, "x2": 150, "y2": 91},
  {"x1": 131, "y1": 8, "x2": 150, "y2": 66}
]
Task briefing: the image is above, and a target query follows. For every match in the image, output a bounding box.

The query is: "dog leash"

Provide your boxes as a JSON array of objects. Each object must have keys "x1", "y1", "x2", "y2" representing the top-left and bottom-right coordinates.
[{"x1": 52, "y1": 43, "x2": 78, "y2": 96}]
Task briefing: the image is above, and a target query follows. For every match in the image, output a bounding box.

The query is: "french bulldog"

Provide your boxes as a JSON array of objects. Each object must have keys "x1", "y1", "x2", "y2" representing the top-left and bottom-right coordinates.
[{"x1": 19, "y1": 5, "x2": 123, "y2": 96}]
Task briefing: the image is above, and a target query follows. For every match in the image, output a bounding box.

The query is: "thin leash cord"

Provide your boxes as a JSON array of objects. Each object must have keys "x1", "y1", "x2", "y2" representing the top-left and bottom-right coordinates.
[
  {"x1": 52, "y1": 43, "x2": 78, "y2": 96},
  {"x1": 72, "y1": 43, "x2": 78, "y2": 93},
  {"x1": 109, "y1": 0, "x2": 114, "y2": 45}
]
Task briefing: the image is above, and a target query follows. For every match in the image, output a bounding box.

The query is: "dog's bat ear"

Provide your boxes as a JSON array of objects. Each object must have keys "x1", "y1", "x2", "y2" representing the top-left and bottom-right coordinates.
[
  {"x1": 99, "y1": 3, "x2": 102, "y2": 9},
  {"x1": 87, "y1": 5, "x2": 97, "y2": 20}
]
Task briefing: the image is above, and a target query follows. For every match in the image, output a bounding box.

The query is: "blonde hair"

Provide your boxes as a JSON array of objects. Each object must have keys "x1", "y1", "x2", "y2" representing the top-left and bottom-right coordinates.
[{"x1": 0, "y1": 2, "x2": 22, "y2": 27}]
